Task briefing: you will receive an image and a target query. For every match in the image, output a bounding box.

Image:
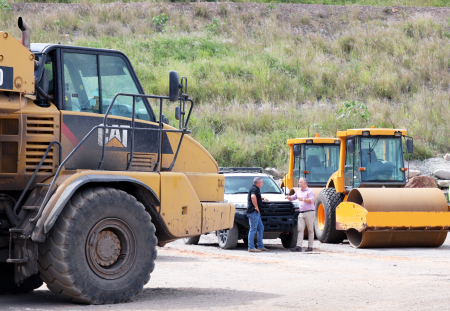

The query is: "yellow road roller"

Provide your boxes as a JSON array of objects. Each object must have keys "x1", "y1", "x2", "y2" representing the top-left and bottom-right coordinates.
[{"x1": 315, "y1": 127, "x2": 450, "y2": 248}]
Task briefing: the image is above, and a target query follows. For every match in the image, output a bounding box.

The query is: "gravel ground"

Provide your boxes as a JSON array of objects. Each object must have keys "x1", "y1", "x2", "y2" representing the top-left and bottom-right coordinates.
[{"x1": 1, "y1": 233, "x2": 449, "y2": 311}]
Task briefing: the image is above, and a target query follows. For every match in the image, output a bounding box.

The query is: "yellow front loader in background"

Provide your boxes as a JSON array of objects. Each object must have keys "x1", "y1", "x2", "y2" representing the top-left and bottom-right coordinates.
[{"x1": 316, "y1": 127, "x2": 450, "y2": 248}]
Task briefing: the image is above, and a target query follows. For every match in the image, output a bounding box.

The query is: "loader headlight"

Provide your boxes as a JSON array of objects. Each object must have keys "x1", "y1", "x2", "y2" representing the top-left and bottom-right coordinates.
[{"x1": 362, "y1": 131, "x2": 370, "y2": 136}]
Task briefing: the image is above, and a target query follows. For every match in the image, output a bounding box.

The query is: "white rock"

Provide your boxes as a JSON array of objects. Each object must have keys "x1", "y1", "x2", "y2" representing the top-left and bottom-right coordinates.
[
  {"x1": 265, "y1": 167, "x2": 281, "y2": 179},
  {"x1": 433, "y1": 169, "x2": 450, "y2": 180},
  {"x1": 444, "y1": 154, "x2": 450, "y2": 161},
  {"x1": 437, "y1": 180, "x2": 450, "y2": 188},
  {"x1": 408, "y1": 169, "x2": 421, "y2": 178}
]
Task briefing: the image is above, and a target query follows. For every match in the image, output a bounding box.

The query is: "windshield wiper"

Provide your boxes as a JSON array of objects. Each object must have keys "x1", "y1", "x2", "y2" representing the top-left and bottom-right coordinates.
[
  {"x1": 367, "y1": 137, "x2": 380, "y2": 163},
  {"x1": 321, "y1": 145, "x2": 327, "y2": 167},
  {"x1": 262, "y1": 192, "x2": 281, "y2": 194}
]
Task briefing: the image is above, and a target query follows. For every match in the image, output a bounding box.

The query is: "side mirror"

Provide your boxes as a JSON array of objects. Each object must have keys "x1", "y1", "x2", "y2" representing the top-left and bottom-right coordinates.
[
  {"x1": 347, "y1": 138, "x2": 355, "y2": 153},
  {"x1": 161, "y1": 114, "x2": 169, "y2": 125},
  {"x1": 281, "y1": 187, "x2": 289, "y2": 195},
  {"x1": 169, "y1": 70, "x2": 180, "y2": 102},
  {"x1": 293, "y1": 144, "x2": 300, "y2": 157},
  {"x1": 406, "y1": 139, "x2": 413, "y2": 154},
  {"x1": 175, "y1": 106, "x2": 181, "y2": 121}
]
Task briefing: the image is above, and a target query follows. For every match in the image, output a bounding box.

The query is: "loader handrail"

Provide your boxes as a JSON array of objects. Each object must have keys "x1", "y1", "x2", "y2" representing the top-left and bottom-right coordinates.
[{"x1": 30, "y1": 92, "x2": 193, "y2": 223}]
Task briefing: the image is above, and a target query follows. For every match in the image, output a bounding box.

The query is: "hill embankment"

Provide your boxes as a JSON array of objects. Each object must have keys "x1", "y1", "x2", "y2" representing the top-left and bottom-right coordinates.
[{"x1": 3, "y1": 2, "x2": 450, "y2": 172}]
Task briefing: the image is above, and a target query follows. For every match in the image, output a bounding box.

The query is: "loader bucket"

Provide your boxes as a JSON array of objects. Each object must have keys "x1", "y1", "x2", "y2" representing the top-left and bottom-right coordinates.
[{"x1": 336, "y1": 188, "x2": 450, "y2": 248}]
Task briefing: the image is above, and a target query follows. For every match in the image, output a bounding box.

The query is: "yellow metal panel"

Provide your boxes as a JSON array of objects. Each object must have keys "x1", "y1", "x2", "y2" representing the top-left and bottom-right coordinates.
[
  {"x1": 185, "y1": 173, "x2": 225, "y2": 202},
  {"x1": 201, "y1": 202, "x2": 235, "y2": 233},
  {"x1": 40, "y1": 170, "x2": 161, "y2": 223},
  {"x1": 338, "y1": 128, "x2": 407, "y2": 137},
  {"x1": 0, "y1": 32, "x2": 34, "y2": 94},
  {"x1": 287, "y1": 137, "x2": 338, "y2": 146},
  {"x1": 160, "y1": 172, "x2": 202, "y2": 237},
  {"x1": 162, "y1": 124, "x2": 218, "y2": 174},
  {"x1": 335, "y1": 202, "x2": 368, "y2": 231},
  {"x1": 367, "y1": 212, "x2": 450, "y2": 227}
]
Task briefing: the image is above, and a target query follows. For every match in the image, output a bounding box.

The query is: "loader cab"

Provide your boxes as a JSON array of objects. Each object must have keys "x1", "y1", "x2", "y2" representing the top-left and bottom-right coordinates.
[
  {"x1": 31, "y1": 44, "x2": 156, "y2": 122},
  {"x1": 291, "y1": 140, "x2": 340, "y2": 187},
  {"x1": 344, "y1": 131, "x2": 408, "y2": 189}
]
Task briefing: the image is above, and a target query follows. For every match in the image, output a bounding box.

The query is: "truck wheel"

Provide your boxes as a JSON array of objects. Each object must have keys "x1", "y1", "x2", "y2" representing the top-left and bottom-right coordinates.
[
  {"x1": 217, "y1": 223, "x2": 239, "y2": 249},
  {"x1": 38, "y1": 187, "x2": 157, "y2": 304},
  {"x1": 314, "y1": 188, "x2": 346, "y2": 243},
  {"x1": 281, "y1": 229, "x2": 299, "y2": 249},
  {"x1": 183, "y1": 236, "x2": 201, "y2": 245},
  {"x1": 0, "y1": 263, "x2": 43, "y2": 294}
]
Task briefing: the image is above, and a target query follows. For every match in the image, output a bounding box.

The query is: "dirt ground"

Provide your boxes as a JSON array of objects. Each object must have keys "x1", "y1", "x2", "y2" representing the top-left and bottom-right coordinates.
[{"x1": 1, "y1": 233, "x2": 449, "y2": 311}]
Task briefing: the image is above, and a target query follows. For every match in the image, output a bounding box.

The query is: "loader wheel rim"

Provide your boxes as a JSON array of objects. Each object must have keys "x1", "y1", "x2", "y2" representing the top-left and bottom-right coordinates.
[
  {"x1": 317, "y1": 204, "x2": 325, "y2": 231},
  {"x1": 86, "y1": 218, "x2": 136, "y2": 280}
]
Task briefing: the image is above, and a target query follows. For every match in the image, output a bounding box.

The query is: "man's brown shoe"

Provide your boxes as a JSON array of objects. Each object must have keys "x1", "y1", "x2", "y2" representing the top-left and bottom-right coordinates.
[
  {"x1": 259, "y1": 248, "x2": 269, "y2": 251},
  {"x1": 248, "y1": 248, "x2": 261, "y2": 252}
]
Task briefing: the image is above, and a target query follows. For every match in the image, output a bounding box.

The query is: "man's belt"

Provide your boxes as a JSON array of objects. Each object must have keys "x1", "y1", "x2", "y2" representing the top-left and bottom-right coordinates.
[{"x1": 299, "y1": 210, "x2": 314, "y2": 213}]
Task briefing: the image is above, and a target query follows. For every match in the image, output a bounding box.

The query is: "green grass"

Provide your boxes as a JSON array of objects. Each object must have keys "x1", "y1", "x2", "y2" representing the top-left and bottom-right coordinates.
[
  {"x1": 2, "y1": 3, "x2": 450, "y2": 173},
  {"x1": 7, "y1": 0, "x2": 450, "y2": 7}
]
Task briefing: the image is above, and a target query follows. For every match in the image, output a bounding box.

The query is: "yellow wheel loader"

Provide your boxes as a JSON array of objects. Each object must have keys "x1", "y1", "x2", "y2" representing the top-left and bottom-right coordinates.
[
  {"x1": 316, "y1": 127, "x2": 450, "y2": 247},
  {"x1": 0, "y1": 18, "x2": 234, "y2": 303}
]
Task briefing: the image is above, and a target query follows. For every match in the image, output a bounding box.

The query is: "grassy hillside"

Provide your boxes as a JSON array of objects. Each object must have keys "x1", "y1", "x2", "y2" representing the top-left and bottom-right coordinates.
[{"x1": 2, "y1": 3, "x2": 450, "y2": 173}]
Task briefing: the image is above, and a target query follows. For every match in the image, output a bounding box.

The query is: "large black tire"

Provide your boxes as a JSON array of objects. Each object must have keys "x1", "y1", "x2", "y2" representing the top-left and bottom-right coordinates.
[
  {"x1": 183, "y1": 235, "x2": 201, "y2": 245},
  {"x1": 281, "y1": 229, "x2": 298, "y2": 249},
  {"x1": 0, "y1": 263, "x2": 43, "y2": 294},
  {"x1": 217, "y1": 223, "x2": 239, "y2": 249},
  {"x1": 314, "y1": 188, "x2": 346, "y2": 243},
  {"x1": 38, "y1": 187, "x2": 157, "y2": 304}
]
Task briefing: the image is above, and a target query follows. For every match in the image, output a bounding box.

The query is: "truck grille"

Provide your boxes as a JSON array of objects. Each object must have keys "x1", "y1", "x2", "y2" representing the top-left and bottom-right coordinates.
[
  {"x1": 260, "y1": 202, "x2": 294, "y2": 216},
  {"x1": 0, "y1": 141, "x2": 18, "y2": 173},
  {"x1": 25, "y1": 142, "x2": 54, "y2": 173},
  {"x1": 26, "y1": 117, "x2": 54, "y2": 135},
  {"x1": 0, "y1": 119, "x2": 18, "y2": 135},
  {"x1": 127, "y1": 152, "x2": 156, "y2": 171}
]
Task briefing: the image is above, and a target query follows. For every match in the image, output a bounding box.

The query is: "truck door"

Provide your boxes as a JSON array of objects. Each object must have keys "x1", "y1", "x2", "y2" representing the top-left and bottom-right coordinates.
[{"x1": 60, "y1": 50, "x2": 173, "y2": 172}]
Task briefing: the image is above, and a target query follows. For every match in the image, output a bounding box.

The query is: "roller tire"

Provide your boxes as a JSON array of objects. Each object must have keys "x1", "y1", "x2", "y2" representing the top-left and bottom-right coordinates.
[
  {"x1": 217, "y1": 223, "x2": 239, "y2": 249},
  {"x1": 314, "y1": 188, "x2": 346, "y2": 244},
  {"x1": 38, "y1": 187, "x2": 157, "y2": 304},
  {"x1": 0, "y1": 263, "x2": 43, "y2": 294},
  {"x1": 183, "y1": 235, "x2": 201, "y2": 245},
  {"x1": 281, "y1": 229, "x2": 298, "y2": 249}
]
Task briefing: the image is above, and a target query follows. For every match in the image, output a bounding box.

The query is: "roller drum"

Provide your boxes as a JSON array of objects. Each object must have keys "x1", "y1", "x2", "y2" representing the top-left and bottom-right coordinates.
[
  {"x1": 347, "y1": 188, "x2": 448, "y2": 212},
  {"x1": 345, "y1": 188, "x2": 449, "y2": 248}
]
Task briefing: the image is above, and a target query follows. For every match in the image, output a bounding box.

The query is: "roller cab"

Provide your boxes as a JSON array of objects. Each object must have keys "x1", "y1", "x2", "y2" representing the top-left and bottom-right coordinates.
[
  {"x1": 282, "y1": 135, "x2": 340, "y2": 196},
  {"x1": 320, "y1": 128, "x2": 450, "y2": 248}
]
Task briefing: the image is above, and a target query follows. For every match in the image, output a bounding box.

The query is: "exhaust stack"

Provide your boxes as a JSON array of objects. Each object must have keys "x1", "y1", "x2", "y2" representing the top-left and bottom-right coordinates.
[{"x1": 18, "y1": 17, "x2": 31, "y2": 50}]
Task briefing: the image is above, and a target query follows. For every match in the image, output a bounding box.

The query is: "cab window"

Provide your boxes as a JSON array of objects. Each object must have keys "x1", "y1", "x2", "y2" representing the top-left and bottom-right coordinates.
[
  {"x1": 99, "y1": 55, "x2": 150, "y2": 121},
  {"x1": 63, "y1": 52, "x2": 151, "y2": 121},
  {"x1": 63, "y1": 53, "x2": 99, "y2": 113}
]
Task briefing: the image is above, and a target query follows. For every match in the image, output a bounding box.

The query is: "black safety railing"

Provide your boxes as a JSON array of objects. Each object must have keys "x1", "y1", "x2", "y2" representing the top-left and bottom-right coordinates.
[{"x1": 25, "y1": 92, "x2": 193, "y2": 223}]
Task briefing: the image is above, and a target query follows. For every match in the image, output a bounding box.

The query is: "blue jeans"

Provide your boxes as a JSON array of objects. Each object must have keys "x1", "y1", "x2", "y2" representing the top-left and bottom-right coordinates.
[{"x1": 247, "y1": 211, "x2": 264, "y2": 249}]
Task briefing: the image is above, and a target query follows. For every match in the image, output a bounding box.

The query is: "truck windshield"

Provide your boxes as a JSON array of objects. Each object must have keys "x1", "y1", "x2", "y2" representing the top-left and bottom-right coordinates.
[
  {"x1": 360, "y1": 136, "x2": 405, "y2": 182},
  {"x1": 304, "y1": 144, "x2": 340, "y2": 183},
  {"x1": 224, "y1": 176, "x2": 281, "y2": 194}
]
